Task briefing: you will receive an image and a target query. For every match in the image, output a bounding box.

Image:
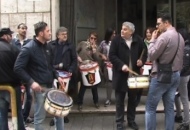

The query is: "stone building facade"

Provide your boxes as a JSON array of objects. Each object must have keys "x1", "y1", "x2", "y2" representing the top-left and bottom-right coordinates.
[{"x1": 0, "y1": 0, "x2": 60, "y2": 39}]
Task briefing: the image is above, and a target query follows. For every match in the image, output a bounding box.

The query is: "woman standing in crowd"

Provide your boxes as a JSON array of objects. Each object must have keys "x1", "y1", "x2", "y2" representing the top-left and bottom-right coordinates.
[{"x1": 98, "y1": 28, "x2": 116, "y2": 107}]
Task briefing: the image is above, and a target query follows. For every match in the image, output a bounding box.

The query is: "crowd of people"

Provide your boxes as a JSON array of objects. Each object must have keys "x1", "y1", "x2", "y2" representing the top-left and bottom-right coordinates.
[{"x1": 0, "y1": 13, "x2": 190, "y2": 130}]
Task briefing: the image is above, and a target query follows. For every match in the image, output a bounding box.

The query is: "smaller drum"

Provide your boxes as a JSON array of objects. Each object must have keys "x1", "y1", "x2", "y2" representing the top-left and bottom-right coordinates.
[
  {"x1": 54, "y1": 71, "x2": 72, "y2": 92},
  {"x1": 79, "y1": 60, "x2": 101, "y2": 86},
  {"x1": 105, "y1": 61, "x2": 113, "y2": 81},
  {"x1": 44, "y1": 89, "x2": 73, "y2": 117},
  {"x1": 128, "y1": 76, "x2": 149, "y2": 89},
  {"x1": 141, "y1": 62, "x2": 152, "y2": 75}
]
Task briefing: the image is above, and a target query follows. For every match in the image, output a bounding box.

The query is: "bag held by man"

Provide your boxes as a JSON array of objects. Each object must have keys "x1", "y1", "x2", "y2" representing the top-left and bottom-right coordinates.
[{"x1": 157, "y1": 63, "x2": 172, "y2": 83}]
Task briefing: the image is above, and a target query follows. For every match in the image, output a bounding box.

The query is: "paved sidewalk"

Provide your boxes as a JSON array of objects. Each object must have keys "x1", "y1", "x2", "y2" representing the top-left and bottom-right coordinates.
[
  {"x1": 8, "y1": 87, "x2": 189, "y2": 129},
  {"x1": 9, "y1": 113, "x2": 180, "y2": 130}
]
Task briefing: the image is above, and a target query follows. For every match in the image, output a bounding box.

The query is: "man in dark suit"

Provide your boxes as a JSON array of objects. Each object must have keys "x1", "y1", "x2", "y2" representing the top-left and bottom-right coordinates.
[
  {"x1": 48, "y1": 27, "x2": 77, "y2": 124},
  {"x1": 109, "y1": 22, "x2": 147, "y2": 130}
]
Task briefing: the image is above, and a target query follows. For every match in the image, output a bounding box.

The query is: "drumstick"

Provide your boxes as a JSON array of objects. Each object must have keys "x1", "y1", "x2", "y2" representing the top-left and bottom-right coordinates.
[
  {"x1": 128, "y1": 68, "x2": 139, "y2": 76},
  {"x1": 139, "y1": 49, "x2": 145, "y2": 60}
]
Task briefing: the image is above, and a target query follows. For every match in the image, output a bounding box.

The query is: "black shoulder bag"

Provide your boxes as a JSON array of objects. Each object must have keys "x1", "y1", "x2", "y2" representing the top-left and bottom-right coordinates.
[{"x1": 157, "y1": 34, "x2": 179, "y2": 84}]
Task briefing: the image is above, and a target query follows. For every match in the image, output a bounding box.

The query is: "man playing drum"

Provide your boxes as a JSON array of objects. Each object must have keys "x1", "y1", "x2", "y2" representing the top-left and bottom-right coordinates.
[
  {"x1": 48, "y1": 27, "x2": 77, "y2": 124},
  {"x1": 109, "y1": 22, "x2": 147, "y2": 130},
  {"x1": 77, "y1": 31, "x2": 102, "y2": 111},
  {"x1": 14, "y1": 22, "x2": 65, "y2": 130}
]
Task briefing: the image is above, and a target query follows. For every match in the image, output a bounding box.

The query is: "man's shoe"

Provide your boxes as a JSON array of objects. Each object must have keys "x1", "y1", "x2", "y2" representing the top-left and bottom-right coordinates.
[
  {"x1": 128, "y1": 122, "x2": 139, "y2": 130},
  {"x1": 78, "y1": 105, "x2": 82, "y2": 111},
  {"x1": 104, "y1": 100, "x2": 111, "y2": 107},
  {"x1": 175, "y1": 115, "x2": 183, "y2": 123},
  {"x1": 25, "y1": 117, "x2": 34, "y2": 124},
  {"x1": 49, "y1": 118, "x2": 55, "y2": 126},
  {"x1": 117, "y1": 124, "x2": 124, "y2": 130},
  {"x1": 177, "y1": 123, "x2": 189, "y2": 130},
  {"x1": 64, "y1": 116, "x2": 69, "y2": 123},
  {"x1": 94, "y1": 103, "x2": 100, "y2": 109}
]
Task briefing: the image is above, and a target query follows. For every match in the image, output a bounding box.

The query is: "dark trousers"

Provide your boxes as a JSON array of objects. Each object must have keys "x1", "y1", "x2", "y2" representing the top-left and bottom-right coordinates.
[
  {"x1": 0, "y1": 86, "x2": 25, "y2": 130},
  {"x1": 78, "y1": 84, "x2": 99, "y2": 105},
  {"x1": 115, "y1": 89, "x2": 138, "y2": 125},
  {"x1": 22, "y1": 84, "x2": 32, "y2": 121},
  {"x1": 188, "y1": 79, "x2": 190, "y2": 100},
  {"x1": 67, "y1": 73, "x2": 78, "y2": 102}
]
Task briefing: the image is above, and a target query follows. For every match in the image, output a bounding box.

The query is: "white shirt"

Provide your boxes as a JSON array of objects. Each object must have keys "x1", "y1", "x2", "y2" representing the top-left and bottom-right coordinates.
[{"x1": 125, "y1": 37, "x2": 132, "y2": 49}]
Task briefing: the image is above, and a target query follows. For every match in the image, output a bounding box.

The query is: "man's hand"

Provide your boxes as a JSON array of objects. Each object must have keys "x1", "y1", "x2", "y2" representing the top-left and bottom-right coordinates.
[
  {"x1": 58, "y1": 77, "x2": 65, "y2": 91},
  {"x1": 122, "y1": 65, "x2": 129, "y2": 72},
  {"x1": 31, "y1": 82, "x2": 43, "y2": 92},
  {"x1": 151, "y1": 30, "x2": 159, "y2": 40},
  {"x1": 137, "y1": 59, "x2": 143, "y2": 67},
  {"x1": 101, "y1": 54, "x2": 107, "y2": 60}
]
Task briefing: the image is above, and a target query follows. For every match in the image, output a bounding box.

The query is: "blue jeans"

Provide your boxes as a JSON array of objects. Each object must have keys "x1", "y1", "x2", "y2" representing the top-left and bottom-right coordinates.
[
  {"x1": 33, "y1": 86, "x2": 64, "y2": 130},
  {"x1": 0, "y1": 85, "x2": 25, "y2": 130},
  {"x1": 145, "y1": 71, "x2": 180, "y2": 130}
]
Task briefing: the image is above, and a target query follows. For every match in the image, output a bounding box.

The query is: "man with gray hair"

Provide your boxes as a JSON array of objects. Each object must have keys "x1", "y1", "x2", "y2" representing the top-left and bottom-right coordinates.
[
  {"x1": 48, "y1": 26, "x2": 77, "y2": 124},
  {"x1": 109, "y1": 22, "x2": 147, "y2": 130}
]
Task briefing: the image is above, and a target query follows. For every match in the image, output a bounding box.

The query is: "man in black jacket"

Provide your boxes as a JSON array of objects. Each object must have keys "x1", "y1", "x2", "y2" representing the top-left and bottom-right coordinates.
[
  {"x1": 14, "y1": 22, "x2": 65, "y2": 130},
  {"x1": 0, "y1": 28, "x2": 26, "y2": 130},
  {"x1": 109, "y1": 22, "x2": 147, "y2": 130},
  {"x1": 48, "y1": 27, "x2": 77, "y2": 124}
]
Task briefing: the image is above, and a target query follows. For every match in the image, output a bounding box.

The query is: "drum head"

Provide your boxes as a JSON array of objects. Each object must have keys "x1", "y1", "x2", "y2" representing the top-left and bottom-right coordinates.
[
  {"x1": 47, "y1": 90, "x2": 73, "y2": 107},
  {"x1": 57, "y1": 71, "x2": 71, "y2": 78}
]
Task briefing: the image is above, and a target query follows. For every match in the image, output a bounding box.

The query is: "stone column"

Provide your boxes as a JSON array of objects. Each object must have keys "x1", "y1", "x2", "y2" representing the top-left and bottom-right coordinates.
[{"x1": 51, "y1": 0, "x2": 60, "y2": 39}]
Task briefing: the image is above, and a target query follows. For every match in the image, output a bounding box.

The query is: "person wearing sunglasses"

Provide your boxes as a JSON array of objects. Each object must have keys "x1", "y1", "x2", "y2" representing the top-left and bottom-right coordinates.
[{"x1": 77, "y1": 31, "x2": 102, "y2": 111}]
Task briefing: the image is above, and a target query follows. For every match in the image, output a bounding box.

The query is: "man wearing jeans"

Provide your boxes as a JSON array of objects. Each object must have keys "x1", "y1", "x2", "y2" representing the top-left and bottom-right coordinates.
[
  {"x1": 14, "y1": 22, "x2": 65, "y2": 130},
  {"x1": 0, "y1": 28, "x2": 26, "y2": 130},
  {"x1": 145, "y1": 14, "x2": 184, "y2": 130}
]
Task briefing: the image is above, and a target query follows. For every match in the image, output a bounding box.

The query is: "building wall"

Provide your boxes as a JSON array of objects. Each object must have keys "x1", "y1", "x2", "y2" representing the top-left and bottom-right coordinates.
[{"x1": 0, "y1": 0, "x2": 58, "y2": 39}]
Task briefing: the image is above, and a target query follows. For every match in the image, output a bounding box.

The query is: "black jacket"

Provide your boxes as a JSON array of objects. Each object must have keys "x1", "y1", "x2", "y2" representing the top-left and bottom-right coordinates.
[
  {"x1": 14, "y1": 38, "x2": 58, "y2": 87},
  {"x1": 0, "y1": 38, "x2": 20, "y2": 85},
  {"x1": 109, "y1": 34, "x2": 147, "y2": 92},
  {"x1": 181, "y1": 40, "x2": 190, "y2": 76},
  {"x1": 48, "y1": 39, "x2": 77, "y2": 73}
]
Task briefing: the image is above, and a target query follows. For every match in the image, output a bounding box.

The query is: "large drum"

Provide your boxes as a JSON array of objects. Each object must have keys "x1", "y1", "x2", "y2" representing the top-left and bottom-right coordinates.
[
  {"x1": 105, "y1": 61, "x2": 113, "y2": 81},
  {"x1": 44, "y1": 89, "x2": 73, "y2": 117},
  {"x1": 53, "y1": 71, "x2": 72, "y2": 92},
  {"x1": 128, "y1": 76, "x2": 150, "y2": 89},
  {"x1": 79, "y1": 60, "x2": 101, "y2": 86},
  {"x1": 141, "y1": 62, "x2": 152, "y2": 75}
]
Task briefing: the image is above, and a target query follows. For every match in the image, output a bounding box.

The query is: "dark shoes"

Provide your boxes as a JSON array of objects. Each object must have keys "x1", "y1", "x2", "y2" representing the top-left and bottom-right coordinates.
[
  {"x1": 104, "y1": 100, "x2": 111, "y2": 107},
  {"x1": 78, "y1": 105, "x2": 82, "y2": 111},
  {"x1": 177, "y1": 123, "x2": 189, "y2": 130},
  {"x1": 95, "y1": 103, "x2": 100, "y2": 109},
  {"x1": 49, "y1": 116, "x2": 69, "y2": 126},
  {"x1": 175, "y1": 115, "x2": 183, "y2": 123},
  {"x1": 128, "y1": 122, "x2": 139, "y2": 130},
  {"x1": 64, "y1": 116, "x2": 69, "y2": 123},
  {"x1": 49, "y1": 119, "x2": 54, "y2": 126},
  {"x1": 25, "y1": 117, "x2": 34, "y2": 124},
  {"x1": 117, "y1": 124, "x2": 125, "y2": 130}
]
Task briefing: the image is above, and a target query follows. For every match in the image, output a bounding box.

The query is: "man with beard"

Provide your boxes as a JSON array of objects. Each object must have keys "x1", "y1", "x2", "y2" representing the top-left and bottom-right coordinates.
[
  {"x1": 14, "y1": 22, "x2": 65, "y2": 130},
  {"x1": 12, "y1": 23, "x2": 33, "y2": 124}
]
